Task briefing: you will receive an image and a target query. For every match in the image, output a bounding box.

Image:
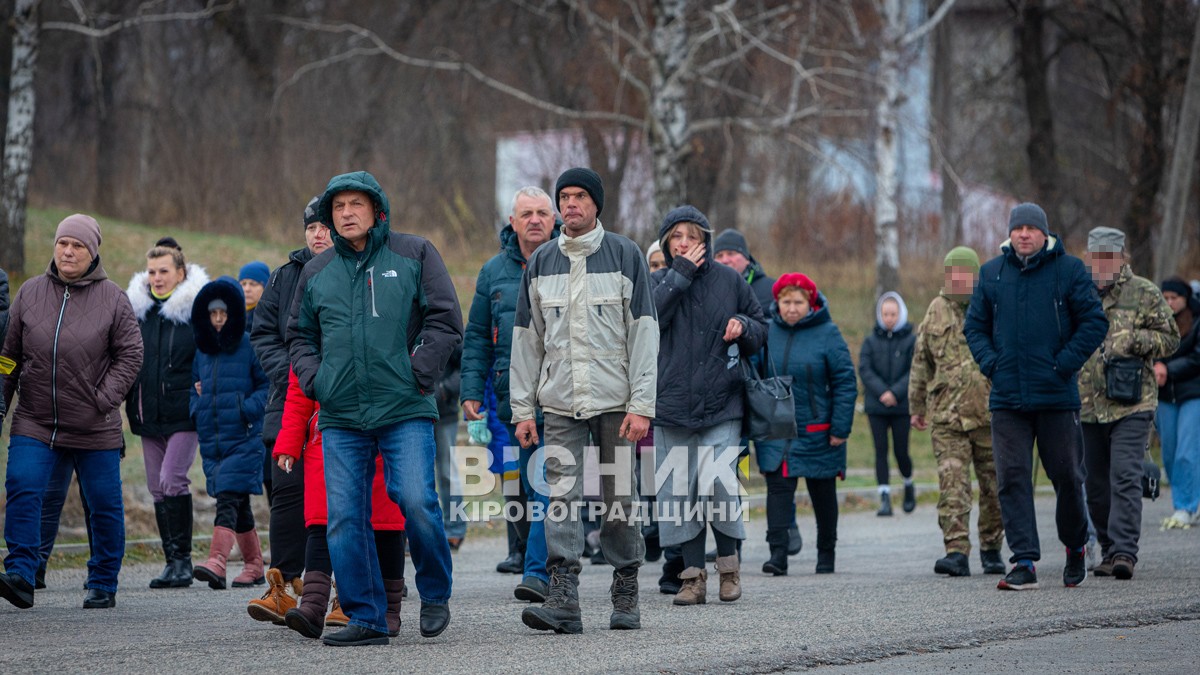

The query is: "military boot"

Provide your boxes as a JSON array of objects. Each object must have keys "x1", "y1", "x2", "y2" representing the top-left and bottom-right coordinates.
[
  {"x1": 609, "y1": 565, "x2": 640, "y2": 630},
  {"x1": 522, "y1": 568, "x2": 583, "y2": 634}
]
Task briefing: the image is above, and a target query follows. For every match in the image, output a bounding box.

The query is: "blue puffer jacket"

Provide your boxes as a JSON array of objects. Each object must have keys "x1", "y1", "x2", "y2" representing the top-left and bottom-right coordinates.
[
  {"x1": 964, "y1": 236, "x2": 1108, "y2": 411},
  {"x1": 460, "y1": 223, "x2": 559, "y2": 423},
  {"x1": 755, "y1": 294, "x2": 858, "y2": 478},
  {"x1": 191, "y1": 279, "x2": 269, "y2": 496}
]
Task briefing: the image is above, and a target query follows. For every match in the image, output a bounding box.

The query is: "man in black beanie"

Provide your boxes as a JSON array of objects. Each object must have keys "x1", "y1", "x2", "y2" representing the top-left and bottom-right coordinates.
[
  {"x1": 554, "y1": 167, "x2": 605, "y2": 233},
  {"x1": 964, "y1": 201, "x2": 1108, "y2": 591}
]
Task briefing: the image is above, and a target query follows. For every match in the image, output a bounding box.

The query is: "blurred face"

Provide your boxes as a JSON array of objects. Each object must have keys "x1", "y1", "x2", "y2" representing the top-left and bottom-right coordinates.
[
  {"x1": 147, "y1": 254, "x2": 185, "y2": 296},
  {"x1": 209, "y1": 308, "x2": 228, "y2": 332},
  {"x1": 305, "y1": 221, "x2": 331, "y2": 255},
  {"x1": 240, "y1": 279, "x2": 264, "y2": 306},
  {"x1": 667, "y1": 223, "x2": 704, "y2": 259},
  {"x1": 54, "y1": 236, "x2": 94, "y2": 281},
  {"x1": 509, "y1": 194, "x2": 553, "y2": 250},
  {"x1": 558, "y1": 187, "x2": 598, "y2": 235},
  {"x1": 944, "y1": 266, "x2": 977, "y2": 297},
  {"x1": 1164, "y1": 291, "x2": 1187, "y2": 315},
  {"x1": 1085, "y1": 251, "x2": 1124, "y2": 287},
  {"x1": 777, "y1": 287, "x2": 811, "y2": 325},
  {"x1": 715, "y1": 250, "x2": 749, "y2": 275},
  {"x1": 331, "y1": 190, "x2": 375, "y2": 250},
  {"x1": 1010, "y1": 225, "x2": 1047, "y2": 257},
  {"x1": 648, "y1": 250, "x2": 666, "y2": 273},
  {"x1": 880, "y1": 299, "x2": 900, "y2": 330}
]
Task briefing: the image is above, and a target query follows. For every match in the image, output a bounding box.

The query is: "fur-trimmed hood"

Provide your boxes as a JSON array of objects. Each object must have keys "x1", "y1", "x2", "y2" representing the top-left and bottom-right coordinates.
[{"x1": 127, "y1": 263, "x2": 209, "y2": 324}]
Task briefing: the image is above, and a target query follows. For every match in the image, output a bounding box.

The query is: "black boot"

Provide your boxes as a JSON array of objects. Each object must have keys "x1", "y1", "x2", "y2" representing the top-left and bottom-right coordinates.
[
  {"x1": 522, "y1": 568, "x2": 583, "y2": 634},
  {"x1": 902, "y1": 483, "x2": 916, "y2": 513},
  {"x1": 787, "y1": 524, "x2": 803, "y2": 556},
  {"x1": 762, "y1": 528, "x2": 788, "y2": 576},
  {"x1": 980, "y1": 549, "x2": 1005, "y2": 575},
  {"x1": 659, "y1": 546, "x2": 684, "y2": 593},
  {"x1": 877, "y1": 491, "x2": 893, "y2": 517},
  {"x1": 816, "y1": 549, "x2": 835, "y2": 574},
  {"x1": 934, "y1": 552, "x2": 971, "y2": 577},
  {"x1": 149, "y1": 501, "x2": 176, "y2": 589},
  {"x1": 165, "y1": 494, "x2": 194, "y2": 587}
]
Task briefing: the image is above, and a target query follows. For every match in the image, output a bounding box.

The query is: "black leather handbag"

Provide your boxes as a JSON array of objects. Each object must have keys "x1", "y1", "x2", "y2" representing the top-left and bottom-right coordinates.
[{"x1": 742, "y1": 344, "x2": 797, "y2": 442}]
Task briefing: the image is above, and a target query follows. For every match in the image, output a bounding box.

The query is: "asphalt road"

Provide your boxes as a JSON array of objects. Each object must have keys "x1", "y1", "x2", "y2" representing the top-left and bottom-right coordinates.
[{"x1": 3, "y1": 494, "x2": 1199, "y2": 674}]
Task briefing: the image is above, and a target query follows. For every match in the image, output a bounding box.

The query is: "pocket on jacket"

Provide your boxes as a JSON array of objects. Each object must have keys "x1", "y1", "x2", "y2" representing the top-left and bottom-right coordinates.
[{"x1": 589, "y1": 296, "x2": 625, "y2": 349}]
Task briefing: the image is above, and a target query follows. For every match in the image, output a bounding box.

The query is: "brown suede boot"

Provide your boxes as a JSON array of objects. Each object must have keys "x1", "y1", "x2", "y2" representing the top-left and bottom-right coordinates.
[
  {"x1": 284, "y1": 570, "x2": 331, "y2": 639},
  {"x1": 384, "y1": 578, "x2": 404, "y2": 637},
  {"x1": 673, "y1": 567, "x2": 707, "y2": 605},
  {"x1": 326, "y1": 583, "x2": 350, "y2": 627},
  {"x1": 247, "y1": 568, "x2": 300, "y2": 624},
  {"x1": 715, "y1": 554, "x2": 741, "y2": 602},
  {"x1": 231, "y1": 530, "x2": 266, "y2": 587},
  {"x1": 193, "y1": 526, "x2": 235, "y2": 590}
]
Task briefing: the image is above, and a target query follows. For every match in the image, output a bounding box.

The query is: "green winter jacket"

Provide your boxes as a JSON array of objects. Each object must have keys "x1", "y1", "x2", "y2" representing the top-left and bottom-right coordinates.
[{"x1": 287, "y1": 171, "x2": 464, "y2": 430}]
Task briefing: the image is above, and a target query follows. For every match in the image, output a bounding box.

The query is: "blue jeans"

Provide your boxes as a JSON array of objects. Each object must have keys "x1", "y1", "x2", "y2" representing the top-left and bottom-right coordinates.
[
  {"x1": 4, "y1": 436, "x2": 124, "y2": 592},
  {"x1": 40, "y1": 451, "x2": 94, "y2": 567},
  {"x1": 508, "y1": 424, "x2": 549, "y2": 583},
  {"x1": 1159, "y1": 399, "x2": 1200, "y2": 513},
  {"x1": 322, "y1": 419, "x2": 452, "y2": 633}
]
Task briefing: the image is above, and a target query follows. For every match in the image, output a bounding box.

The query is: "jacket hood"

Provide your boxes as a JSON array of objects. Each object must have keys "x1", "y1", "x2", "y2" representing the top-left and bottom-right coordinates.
[
  {"x1": 192, "y1": 279, "x2": 246, "y2": 354},
  {"x1": 772, "y1": 291, "x2": 832, "y2": 330},
  {"x1": 46, "y1": 256, "x2": 108, "y2": 287},
  {"x1": 874, "y1": 290, "x2": 910, "y2": 333},
  {"x1": 657, "y1": 205, "x2": 714, "y2": 269},
  {"x1": 127, "y1": 263, "x2": 209, "y2": 324},
  {"x1": 318, "y1": 171, "x2": 391, "y2": 257},
  {"x1": 499, "y1": 221, "x2": 561, "y2": 262}
]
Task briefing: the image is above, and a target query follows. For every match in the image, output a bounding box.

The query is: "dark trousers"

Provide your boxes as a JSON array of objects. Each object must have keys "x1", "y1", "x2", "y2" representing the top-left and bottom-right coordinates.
[
  {"x1": 764, "y1": 470, "x2": 838, "y2": 551},
  {"x1": 306, "y1": 524, "x2": 406, "y2": 580},
  {"x1": 869, "y1": 414, "x2": 912, "y2": 485},
  {"x1": 267, "y1": 448, "x2": 306, "y2": 581},
  {"x1": 214, "y1": 493, "x2": 255, "y2": 533},
  {"x1": 1082, "y1": 412, "x2": 1153, "y2": 563},
  {"x1": 681, "y1": 527, "x2": 737, "y2": 569},
  {"x1": 992, "y1": 409, "x2": 1089, "y2": 563}
]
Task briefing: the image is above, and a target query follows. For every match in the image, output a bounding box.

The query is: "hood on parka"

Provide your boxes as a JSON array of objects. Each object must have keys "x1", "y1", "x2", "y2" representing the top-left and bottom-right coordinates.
[
  {"x1": 127, "y1": 263, "x2": 209, "y2": 324},
  {"x1": 657, "y1": 205, "x2": 713, "y2": 268},
  {"x1": 317, "y1": 171, "x2": 391, "y2": 257},
  {"x1": 192, "y1": 278, "x2": 246, "y2": 355},
  {"x1": 874, "y1": 291, "x2": 909, "y2": 332}
]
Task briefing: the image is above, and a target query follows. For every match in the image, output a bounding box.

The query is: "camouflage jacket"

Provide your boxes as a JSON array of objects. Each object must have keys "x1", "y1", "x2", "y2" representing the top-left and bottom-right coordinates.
[
  {"x1": 1079, "y1": 265, "x2": 1180, "y2": 423},
  {"x1": 909, "y1": 293, "x2": 991, "y2": 431}
]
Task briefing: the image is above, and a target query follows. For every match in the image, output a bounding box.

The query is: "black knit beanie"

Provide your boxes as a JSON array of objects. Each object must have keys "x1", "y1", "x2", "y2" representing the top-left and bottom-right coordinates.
[
  {"x1": 303, "y1": 195, "x2": 323, "y2": 228},
  {"x1": 1008, "y1": 202, "x2": 1049, "y2": 237},
  {"x1": 555, "y1": 167, "x2": 604, "y2": 216},
  {"x1": 1161, "y1": 277, "x2": 1192, "y2": 300},
  {"x1": 713, "y1": 229, "x2": 751, "y2": 259}
]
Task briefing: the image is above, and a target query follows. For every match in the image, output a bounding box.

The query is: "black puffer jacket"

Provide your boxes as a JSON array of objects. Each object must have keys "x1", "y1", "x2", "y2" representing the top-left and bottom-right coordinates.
[
  {"x1": 859, "y1": 291, "x2": 916, "y2": 416},
  {"x1": 652, "y1": 206, "x2": 767, "y2": 429},
  {"x1": 1158, "y1": 309, "x2": 1200, "y2": 404},
  {"x1": 125, "y1": 264, "x2": 208, "y2": 437},
  {"x1": 251, "y1": 246, "x2": 314, "y2": 445}
]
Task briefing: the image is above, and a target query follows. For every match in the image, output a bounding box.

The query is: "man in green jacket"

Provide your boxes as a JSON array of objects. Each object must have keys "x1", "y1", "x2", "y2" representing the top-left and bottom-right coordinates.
[{"x1": 288, "y1": 171, "x2": 463, "y2": 646}]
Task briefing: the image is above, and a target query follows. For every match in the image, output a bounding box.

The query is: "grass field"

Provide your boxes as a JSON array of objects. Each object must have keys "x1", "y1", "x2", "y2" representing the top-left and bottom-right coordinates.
[{"x1": 3, "y1": 207, "x2": 1105, "y2": 550}]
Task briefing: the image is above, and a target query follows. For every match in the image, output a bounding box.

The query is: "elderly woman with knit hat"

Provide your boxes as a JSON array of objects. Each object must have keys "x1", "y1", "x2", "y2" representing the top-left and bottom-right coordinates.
[
  {"x1": 754, "y1": 273, "x2": 857, "y2": 576},
  {"x1": 239, "y1": 261, "x2": 271, "y2": 334},
  {"x1": 651, "y1": 205, "x2": 766, "y2": 605},
  {"x1": 0, "y1": 215, "x2": 144, "y2": 609}
]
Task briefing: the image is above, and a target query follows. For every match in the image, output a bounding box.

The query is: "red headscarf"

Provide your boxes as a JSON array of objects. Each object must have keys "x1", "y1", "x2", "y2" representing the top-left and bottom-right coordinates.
[{"x1": 772, "y1": 272, "x2": 821, "y2": 307}]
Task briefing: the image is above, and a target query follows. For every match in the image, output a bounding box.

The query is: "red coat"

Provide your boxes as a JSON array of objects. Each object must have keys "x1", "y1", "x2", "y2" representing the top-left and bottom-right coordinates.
[{"x1": 274, "y1": 369, "x2": 405, "y2": 530}]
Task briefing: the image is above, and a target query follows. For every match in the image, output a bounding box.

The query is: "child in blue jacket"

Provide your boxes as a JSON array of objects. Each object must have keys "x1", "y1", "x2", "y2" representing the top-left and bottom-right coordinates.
[{"x1": 190, "y1": 278, "x2": 270, "y2": 590}]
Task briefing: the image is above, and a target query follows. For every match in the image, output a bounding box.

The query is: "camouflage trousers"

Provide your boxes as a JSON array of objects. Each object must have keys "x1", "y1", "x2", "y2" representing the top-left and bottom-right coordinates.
[{"x1": 931, "y1": 425, "x2": 1003, "y2": 555}]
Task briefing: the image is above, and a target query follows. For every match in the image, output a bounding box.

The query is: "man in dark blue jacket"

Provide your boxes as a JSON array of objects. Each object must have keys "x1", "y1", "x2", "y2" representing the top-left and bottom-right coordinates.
[{"x1": 965, "y1": 202, "x2": 1108, "y2": 591}]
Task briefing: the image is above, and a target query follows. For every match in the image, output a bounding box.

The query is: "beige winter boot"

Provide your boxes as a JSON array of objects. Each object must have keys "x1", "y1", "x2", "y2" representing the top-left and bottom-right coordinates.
[
  {"x1": 715, "y1": 555, "x2": 741, "y2": 602},
  {"x1": 672, "y1": 567, "x2": 707, "y2": 605}
]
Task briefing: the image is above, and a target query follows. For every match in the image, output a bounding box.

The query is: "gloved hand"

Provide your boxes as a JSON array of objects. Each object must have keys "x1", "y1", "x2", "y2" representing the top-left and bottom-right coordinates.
[{"x1": 467, "y1": 413, "x2": 492, "y2": 445}]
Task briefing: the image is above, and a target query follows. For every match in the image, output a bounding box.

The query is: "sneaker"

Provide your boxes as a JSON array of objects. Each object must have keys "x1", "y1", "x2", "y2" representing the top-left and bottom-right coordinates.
[
  {"x1": 997, "y1": 564, "x2": 1038, "y2": 590},
  {"x1": 980, "y1": 549, "x2": 1006, "y2": 575},
  {"x1": 877, "y1": 491, "x2": 893, "y2": 517},
  {"x1": 1111, "y1": 554, "x2": 1135, "y2": 580},
  {"x1": 933, "y1": 552, "x2": 970, "y2": 577},
  {"x1": 1092, "y1": 557, "x2": 1115, "y2": 577},
  {"x1": 1063, "y1": 548, "x2": 1087, "y2": 587}
]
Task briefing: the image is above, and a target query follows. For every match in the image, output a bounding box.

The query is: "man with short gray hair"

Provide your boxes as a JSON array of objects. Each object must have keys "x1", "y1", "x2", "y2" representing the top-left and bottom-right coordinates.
[{"x1": 1078, "y1": 226, "x2": 1178, "y2": 580}]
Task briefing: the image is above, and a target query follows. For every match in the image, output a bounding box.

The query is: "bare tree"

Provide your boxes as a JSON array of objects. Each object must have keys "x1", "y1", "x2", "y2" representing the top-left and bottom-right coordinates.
[{"x1": 1155, "y1": 6, "x2": 1200, "y2": 281}]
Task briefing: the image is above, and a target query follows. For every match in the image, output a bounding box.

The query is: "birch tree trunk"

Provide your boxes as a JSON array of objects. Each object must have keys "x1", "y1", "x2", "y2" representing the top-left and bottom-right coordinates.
[
  {"x1": 649, "y1": 0, "x2": 689, "y2": 218},
  {"x1": 874, "y1": 0, "x2": 903, "y2": 298},
  {"x1": 1, "y1": 0, "x2": 41, "y2": 276},
  {"x1": 1154, "y1": 8, "x2": 1200, "y2": 281}
]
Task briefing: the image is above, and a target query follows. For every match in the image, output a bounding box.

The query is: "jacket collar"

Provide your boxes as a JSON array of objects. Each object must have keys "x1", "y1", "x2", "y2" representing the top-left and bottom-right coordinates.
[{"x1": 557, "y1": 219, "x2": 605, "y2": 258}]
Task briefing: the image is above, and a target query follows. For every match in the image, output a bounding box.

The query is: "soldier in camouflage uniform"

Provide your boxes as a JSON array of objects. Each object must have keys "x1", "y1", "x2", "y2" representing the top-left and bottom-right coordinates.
[
  {"x1": 1079, "y1": 227, "x2": 1179, "y2": 580},
  {"x1": 910, "y1": 246, "x2": 1005, "y2": 577}
]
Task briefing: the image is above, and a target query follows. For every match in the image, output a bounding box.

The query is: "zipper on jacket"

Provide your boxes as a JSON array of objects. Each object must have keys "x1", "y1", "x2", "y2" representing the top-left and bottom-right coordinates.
[
  {"x1": 49, "y1": 286, "x2": 72, "y2": 448},
  {"x1": 366, "y1": 266, "x2": 380, "y2": 318},
  {"x1": 806, "y1": 364, "x2": 818, "y2": 419}
]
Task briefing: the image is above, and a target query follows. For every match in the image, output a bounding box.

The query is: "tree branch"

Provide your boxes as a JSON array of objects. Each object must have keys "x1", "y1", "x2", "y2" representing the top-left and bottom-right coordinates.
[{"x1": 42, "y1": 0, "x2": 236, "y2": 37}]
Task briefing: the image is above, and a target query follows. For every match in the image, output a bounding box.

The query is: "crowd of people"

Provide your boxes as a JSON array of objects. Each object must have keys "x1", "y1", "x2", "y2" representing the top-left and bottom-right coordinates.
[{"x1": 1, "y1": 168, "x2": 1198, "y2": 646}]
